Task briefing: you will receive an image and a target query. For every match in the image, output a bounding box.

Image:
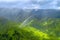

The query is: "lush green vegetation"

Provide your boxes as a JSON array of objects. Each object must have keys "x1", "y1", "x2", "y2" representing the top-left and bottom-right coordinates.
[{"x1": 0, "y1": 18, "x2": 60, "y2": 40}]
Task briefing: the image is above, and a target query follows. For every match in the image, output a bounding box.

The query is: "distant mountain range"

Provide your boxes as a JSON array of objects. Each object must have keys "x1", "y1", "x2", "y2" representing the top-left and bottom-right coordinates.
[{"x1": 0, "y1": 8, "x2": 60, "y2": 22}]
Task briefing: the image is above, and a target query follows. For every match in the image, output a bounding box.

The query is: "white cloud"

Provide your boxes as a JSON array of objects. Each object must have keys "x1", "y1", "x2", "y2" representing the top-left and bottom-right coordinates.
[
  {"x1": 0, "y1": 0, "x2": 59, "y2": 9},
  {"x1": 57, "y1": 7, "x2": 60, "y2": 9},
  {"x1": 0, "y1": 0, "x2": 17, "y2": 2},
  {"x1": 22, "y1": 4, "x2": 40, "y2": 9},
  {"x1": 46, "y1": 0, "x2": 57, "y2": 9},
  {"x1": 0, "y1": 0, "x2": 31, "y2": 2}
]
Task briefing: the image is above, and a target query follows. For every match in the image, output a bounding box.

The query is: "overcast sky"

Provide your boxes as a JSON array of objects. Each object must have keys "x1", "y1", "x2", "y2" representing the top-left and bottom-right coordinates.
[{"x1": 0, "y1": 0, "x2": 60, "y2": 9}]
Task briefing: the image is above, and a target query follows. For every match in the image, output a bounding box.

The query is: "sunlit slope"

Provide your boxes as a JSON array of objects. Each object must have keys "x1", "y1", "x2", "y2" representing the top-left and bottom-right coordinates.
[{"x1": 19, "y1": 27, "x2": 49, "y2": 40}]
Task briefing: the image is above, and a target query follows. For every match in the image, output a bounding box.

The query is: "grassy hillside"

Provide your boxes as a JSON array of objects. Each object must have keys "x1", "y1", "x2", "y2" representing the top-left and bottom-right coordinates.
[{"x1": 0, "y1": 18, "x2": 60, "y2": 40}]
